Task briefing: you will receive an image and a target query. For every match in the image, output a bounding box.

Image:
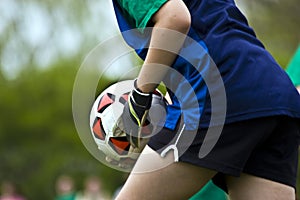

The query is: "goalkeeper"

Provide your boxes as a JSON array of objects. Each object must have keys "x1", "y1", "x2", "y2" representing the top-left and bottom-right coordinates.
[{"x1": 110, "y1": 0, "x2": 300, "y2": 199}]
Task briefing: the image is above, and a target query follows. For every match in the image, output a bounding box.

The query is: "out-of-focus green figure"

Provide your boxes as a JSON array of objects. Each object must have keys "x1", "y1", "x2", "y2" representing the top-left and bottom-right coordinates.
[
  {"x1": 189, "y1": 180, "x2": 227, "y2": 200},
  {"x1": 286, "y1": 45, "x2": 300, "y2": 93},
  {"x1": 54, "y1": 175, "x2": 76, "y2": 200}
]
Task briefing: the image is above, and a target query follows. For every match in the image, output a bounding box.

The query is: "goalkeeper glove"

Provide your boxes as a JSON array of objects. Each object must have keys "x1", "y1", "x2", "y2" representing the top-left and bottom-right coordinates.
[{"x1": 113, "y1": 80, "x2": 153, "y2": 149}]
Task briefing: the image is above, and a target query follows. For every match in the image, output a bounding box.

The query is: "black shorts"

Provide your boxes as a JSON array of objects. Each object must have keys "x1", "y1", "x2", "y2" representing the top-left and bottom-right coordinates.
[{"x1": 148, "y1": 115, "x2": 300, "y2": 191}]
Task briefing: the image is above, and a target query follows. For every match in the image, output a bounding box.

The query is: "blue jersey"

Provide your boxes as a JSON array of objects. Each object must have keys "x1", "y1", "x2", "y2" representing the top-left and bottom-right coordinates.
[{"x1": 112, "y1": 0, "x2": 300, "y2": 130}]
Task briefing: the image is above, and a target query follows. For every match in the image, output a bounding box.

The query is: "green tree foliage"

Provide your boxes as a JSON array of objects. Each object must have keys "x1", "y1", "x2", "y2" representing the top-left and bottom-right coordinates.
[
  {"x1": 238, "y1": 0, "x2": 300, "y2": 66},
  {"x1": 0, "y1": 0, "x2": 118, "y2": 78}
]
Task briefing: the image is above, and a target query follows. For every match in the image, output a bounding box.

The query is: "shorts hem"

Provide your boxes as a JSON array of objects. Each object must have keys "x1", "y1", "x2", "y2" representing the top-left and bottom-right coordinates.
[
  {"x1": 178, "y1": 157, "x2": 242, "y2": 177},
  {"x1": 244, "y1": 167, "x2": 297, "y2": 189}
]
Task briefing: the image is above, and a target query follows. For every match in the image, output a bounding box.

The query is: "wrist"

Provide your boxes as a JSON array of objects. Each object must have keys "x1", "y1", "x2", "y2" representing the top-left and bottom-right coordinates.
[{"x1": 136, "y1": 79, "x2": 158, "y2": 94}]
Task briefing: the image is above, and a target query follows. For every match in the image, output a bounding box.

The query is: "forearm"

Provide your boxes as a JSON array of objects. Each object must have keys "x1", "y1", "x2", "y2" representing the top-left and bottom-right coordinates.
[{"x1": 137, "y1": 0, "x2": 191, "y2": 93}]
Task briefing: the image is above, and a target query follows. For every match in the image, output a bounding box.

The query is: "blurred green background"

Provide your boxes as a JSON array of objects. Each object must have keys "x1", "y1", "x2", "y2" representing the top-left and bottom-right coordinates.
[{"x1": 0, "y1": 0, "x2": 299, "y2": 199}]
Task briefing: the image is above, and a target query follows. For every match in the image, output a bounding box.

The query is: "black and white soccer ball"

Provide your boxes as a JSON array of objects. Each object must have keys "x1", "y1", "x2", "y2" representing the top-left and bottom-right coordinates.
[{"x1": 89, "y1": 82, "x2": 167, "y2": 162}]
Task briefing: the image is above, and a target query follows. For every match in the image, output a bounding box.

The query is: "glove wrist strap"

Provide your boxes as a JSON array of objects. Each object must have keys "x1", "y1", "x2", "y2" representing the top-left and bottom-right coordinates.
[{"x1": 132, "y1": 79, "x2": 152, "y2": 109}]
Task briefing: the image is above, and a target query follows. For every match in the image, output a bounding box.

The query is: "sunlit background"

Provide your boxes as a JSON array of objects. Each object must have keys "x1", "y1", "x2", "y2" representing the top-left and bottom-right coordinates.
[{"x1": 0, "y1": 0, "x2": 299, "y2": 199}]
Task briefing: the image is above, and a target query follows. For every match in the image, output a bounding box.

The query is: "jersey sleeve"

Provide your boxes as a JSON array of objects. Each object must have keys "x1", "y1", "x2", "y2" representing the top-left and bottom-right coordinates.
[
  {"x1": 116, "y1": 0, "x2": 168, "y2": 29},
  {"x1": 286, "y1": 45, "x2": 300, "y2": 86}
]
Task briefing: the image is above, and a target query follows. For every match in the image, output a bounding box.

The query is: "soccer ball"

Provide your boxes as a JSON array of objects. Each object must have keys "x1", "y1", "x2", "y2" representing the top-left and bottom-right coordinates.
[
  {"x1": 89, "y1": 81, "x2": 167, "y2": 163},
  {"x1": 89, "y1": 82, "x2": 132, "y2": 162}
]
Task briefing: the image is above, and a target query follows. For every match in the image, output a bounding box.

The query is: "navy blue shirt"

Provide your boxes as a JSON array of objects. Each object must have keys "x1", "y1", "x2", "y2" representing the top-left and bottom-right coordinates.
[{"x1": 112, "y1": 0, "x2": 300, "y2": 130}]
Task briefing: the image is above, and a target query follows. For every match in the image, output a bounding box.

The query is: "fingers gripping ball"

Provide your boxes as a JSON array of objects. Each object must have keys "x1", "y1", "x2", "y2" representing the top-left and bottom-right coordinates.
[
  {"x1": 149, "y1": 90, "x2": 168, "y2": 133},
  {"x1": 89, "y1": 82, "x2": 167, "y2": 164}
]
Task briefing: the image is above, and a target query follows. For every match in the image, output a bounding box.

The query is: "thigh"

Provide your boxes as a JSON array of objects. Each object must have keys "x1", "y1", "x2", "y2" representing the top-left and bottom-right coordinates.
[
  {"x1": 115, "y1": 145, "x2": 217, "y2": 200},
  {"x1": 226, "y1": 173, "x2": 296, "y2": 200}
]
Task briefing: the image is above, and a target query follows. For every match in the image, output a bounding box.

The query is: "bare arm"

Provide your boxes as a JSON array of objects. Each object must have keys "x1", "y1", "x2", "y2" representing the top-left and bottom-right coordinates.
[{"x1": 136, "y1": 0, "x2": 191, "y2": 93}]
